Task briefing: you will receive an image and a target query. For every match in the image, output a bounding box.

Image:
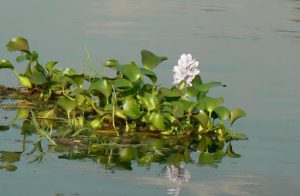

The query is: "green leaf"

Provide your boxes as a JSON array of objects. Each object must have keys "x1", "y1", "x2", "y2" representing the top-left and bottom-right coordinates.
[
  {"x1": 90, "y1": 79, "x2": 112, "y2": 98},
  {"x1": 172, "y1": 101, "x2": 185, "y2": 118},
  {"x1": 198, "y1": 152, "x2": 215, "y2": 165},
  {"x1": 37, "y1": 108, "x2": 56, "y2": 119},
  {"x1": 119, "y1": 147, "x2": 137, "y2": 161},
  {"x1": 230, "y1": 108, "x2": 246, "y2": 126},
  {"x1": 212, "y1": 151, "x2": 226, "y2": 161},
  {"x1": 159, "y1": 87, "x2": 181, "y2": 98},
  {"x1": 0, "y1": 59, "x2": 14, "y2": 70},
  {"x1": 181, "y1": 100, "x2": 198, "y2": 113},
  {"x1": 123, "y1": 97, "x2": 140, "y2": 119},
  {"x1": 63, "y1": 68, "x2": 77, "y2": 76},
  {"x1": 228, "y1": 131, "x2": 248, "y2": 140},
  {"x1": 116, "y1": 63, "x2": 141, "y2": 83},
  {"x1": 14, "y1": 71, "x2": 32, "y2": 88},
  {"x1": 30, "y1": 71, "x2": 48, "y2": 85},
  {"x1": 138, "y1": 92, "x2": 159, "y2": 111},
  {"x1": 114, "y1": 108, "x2": 127, "y2": 120},
  {"x1": 193, "y1": 110, "x2": 209, "y2": 129},
  {"x1": 199, "y1": 96, "x2": 224, "y2": 114},
  {"x1": 111, "y1": 78, "x2": 133, "y2": 90},
  {"x1": 214, "y1": 106, "x2": 230, "y2": 121},
  {"x1": 103, "y1": 59, "x2": 119, "y2": 68},
  {"x1": 45, "y1": 61, "x2": 58, "y2": 73},
  {"x1": 67, "y1": 74, "x2": 85, "y2": 88},
  {"x1": 57, "y1": 96, "x2": 77, "y2": 117},
  {"x1": 30, "y1": 51, "x2": 39, "y2": 61},
  {"x1": 140, "y1": 68, "x2": 157, "y2": 83},
  {"x1": 141, "y1": 50, "x2": 167, "y2": 70},
  {"x1": 186, "y1": 75, "x2": 204, "y2": 96},
  {"x1": 191, "y1": 75, "x2": 203, "y2": 87},
  {"x1": 226, "y1": 143, "x2": 241, "y2": 158},
  {"x1": 150, "y1": 112, "x2": 167, "y2": 131},
  {"x1": 90, "y1": 118, "x2": 102, "y2": 129},
  {"x1": 15, "y1": 109, "x2": 30, "y2": 120},
  {"x1": 197, "y1": 81, "x2": 224, "y2": 93},
  {"x1": 6, "y1": 36, "x2": 29, "y2": 52},
  {"x1": 16, "y1": 54, "x2": 27, "y2": 63}
]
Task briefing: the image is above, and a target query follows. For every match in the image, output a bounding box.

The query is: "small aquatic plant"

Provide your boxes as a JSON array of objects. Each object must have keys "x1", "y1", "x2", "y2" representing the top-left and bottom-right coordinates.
[{"x1": 0, "y1": 36, "x2": 247, "y2": 169}]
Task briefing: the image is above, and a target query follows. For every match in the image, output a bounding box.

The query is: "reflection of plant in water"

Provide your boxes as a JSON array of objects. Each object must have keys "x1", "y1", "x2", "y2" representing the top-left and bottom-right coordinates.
[
  {"x1": 166, "y1": 162, "x2": 191, "y2": 196},
  {"x1": 166, "y1": 162, "x2": 191, "y2": 184},
  {"x1": 0, "y1": 36, "x2": 248, "y2": 171},
  {"x1": 0, "y1": 151, "x2": 21, "y2": 171}
]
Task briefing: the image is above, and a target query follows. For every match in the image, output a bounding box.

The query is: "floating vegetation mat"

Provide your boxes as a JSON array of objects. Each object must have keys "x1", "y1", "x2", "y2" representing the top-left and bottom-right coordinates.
[{"x1": 0, "y1": 37, "x2": 247, "y2": 171}]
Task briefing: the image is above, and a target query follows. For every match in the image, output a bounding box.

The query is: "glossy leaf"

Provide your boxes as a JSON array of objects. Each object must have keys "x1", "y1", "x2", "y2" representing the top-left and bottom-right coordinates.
[
  {"x1": 197, "y1": 81, "x2": 224, "y2": 93},
  {"x1": 226, "y1": 143, "x2": 241, "y2": 158},
  {"x1": 228, "y1": 131, "x2": 248, "y2": 140},
  {"x1": 30, "y1": 51, "x2": 39, "y2": 61},
  {"x1": 123, "y1": 98, "x2": 140, "y2": 119},
  {"x1": 111, "y1": 78, "x2": 133, "y2": 90},
  {"x1": 57, "y1": 96, "x2": 77, "y2": 117},
  {"x1": 45, "y1": 61, "x2": 58, "y2": 73},
  {"x1": 191, "y1": 75, "x2": 203, "y2": 87},
  {"x1": 199, "y1": 96, "x2": 224, "y2": 114},
  {"x1": 37, "y1": 108, "x2": 56, "y2": 119},
  {"x1": 141, "y1": 50, "x2": 167, "y2": 70},
  {"x1": 159, "y1": 87, "x2": 181, "y2": 98},
  {"x1": 212, "y1": 151, "x2": 226, "y2": 161},
  {"x1": 114, "y1": 108, "x2": 127, "y2": 120},
  {"x1": 172, "y1": 101, "x2": 185, "y2": 118},
  {"x1": 16, "y1": 54, "x2": 27, "y2": 62},
  {"x1": 67, "y1": 74, "x2": 85, "y2": 88},
  {"x1": 6, "y1": 36, "x2": 29, "y2": 52},
  {"x1": 140, "y1": 68, "x2": 157, "y2": 83},
  {"x1": 138, "y1": 92, "x2": 159, "y2": 111},
  {"x1": 193, "y1": 110, "x2": 209, "y2": 129},
  {"x1": 150, "y1": 112, "x2": 167, "y2": 131},
  {"x1": 90, "y1": 79, "x2": 112, "y2": 98},
  {"x1": 90, "y1": 118, "x2": 102, "y2": 129},
  {"x1": 230, "y1": 108, "x2": 246, "y2": 126},
  {"x1": 30, "y1": 71, "x2": 48, "y2": 85},
  {"x1": 103, "y1": 59, "x2": 119, "y2": 68},
  {"x1": 63, "y1": 68, "x2": 77, "y2": 76},
  {"x1": 0, "y1": 59, "x2": 14, "y2": 70},
  {"x1": 116, "y1": 63, "x2": 141, "y2": 83},
  {"x1": 198, "y1": 152, "x2": 215, "y2": 165},
  {"x1": 214, "y1": 106, "x2": 230, "y2": 121},
  {"x1": 181, "y1": 100, "x2": 198, "y2": 113},
  {"x1": 15, "y1": 109, "x2": 30, "y2": 120},
  {"x1": 14, "y1": 72, "x2": 32, "y2": 88}
]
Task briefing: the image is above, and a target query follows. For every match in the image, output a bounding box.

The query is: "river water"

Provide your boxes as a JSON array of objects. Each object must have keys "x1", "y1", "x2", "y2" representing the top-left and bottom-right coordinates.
[{"x1": 0, "y1": 0, "x2": 300, "y2": 195}]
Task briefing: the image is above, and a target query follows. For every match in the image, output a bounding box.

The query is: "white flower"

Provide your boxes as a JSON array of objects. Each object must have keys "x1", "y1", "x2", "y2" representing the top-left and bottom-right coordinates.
[{"x1": 173, "y1": 54, "x2": 200, "y2": 87}]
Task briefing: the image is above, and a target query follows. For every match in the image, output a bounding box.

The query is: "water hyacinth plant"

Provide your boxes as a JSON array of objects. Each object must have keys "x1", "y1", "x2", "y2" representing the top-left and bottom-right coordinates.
[{"x1": 0, "y1": 36, "x2": 247, "y2": 168}]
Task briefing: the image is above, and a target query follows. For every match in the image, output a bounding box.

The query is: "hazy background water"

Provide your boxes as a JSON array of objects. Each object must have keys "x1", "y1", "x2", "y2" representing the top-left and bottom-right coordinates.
[{"x1": 1, "y1": 0, "x2": 300, "y2": 195}]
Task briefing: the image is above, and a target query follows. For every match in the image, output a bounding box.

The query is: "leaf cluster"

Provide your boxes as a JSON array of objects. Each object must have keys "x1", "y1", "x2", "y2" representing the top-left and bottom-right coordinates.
[{"x1": 0, "y1": 37, "x2": 247, "y2": 165}]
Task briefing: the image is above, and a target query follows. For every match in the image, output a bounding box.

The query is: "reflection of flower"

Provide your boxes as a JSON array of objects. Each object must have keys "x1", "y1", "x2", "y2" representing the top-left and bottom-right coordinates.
[
  {"x1": 166, "y1": 162, "x2": 191, "y2": 184},
  {"x1": 166, "y1": 162, "x2": 191, "y2": 196},
  {"x1": 173, "y1": 54, "x2": 200, "y2": 87}
]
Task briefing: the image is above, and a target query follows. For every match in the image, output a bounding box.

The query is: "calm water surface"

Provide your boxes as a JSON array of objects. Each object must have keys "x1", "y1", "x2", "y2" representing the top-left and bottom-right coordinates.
[{"x1": 1, "y1": 0, "x2": 300, "y2": 195}]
